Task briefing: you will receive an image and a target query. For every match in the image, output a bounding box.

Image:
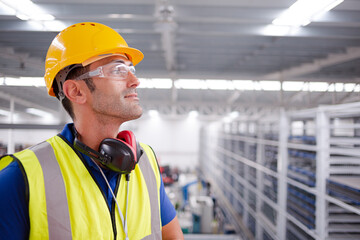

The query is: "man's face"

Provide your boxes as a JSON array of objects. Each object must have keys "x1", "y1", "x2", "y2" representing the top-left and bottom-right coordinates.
[{"x1": 86, "y1": 55, "x2": 143, "y2": 122}]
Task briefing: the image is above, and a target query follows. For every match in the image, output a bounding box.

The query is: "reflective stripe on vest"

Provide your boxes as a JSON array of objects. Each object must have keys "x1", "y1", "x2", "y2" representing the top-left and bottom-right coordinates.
[
  {"x1": 138, "y1": 149, "x2": 161, "y2": 239},
  {"x1": 30, "y1": 140, "x2": 161, "y2": 239},
  {"x1": 30, "y1": 141, "x2": 72, "y2": 239}
]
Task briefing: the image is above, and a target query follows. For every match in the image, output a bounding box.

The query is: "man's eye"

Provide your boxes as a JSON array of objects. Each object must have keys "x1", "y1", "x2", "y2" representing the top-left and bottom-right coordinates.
[{"x1": 111, "y1": 66, "x2": 126, "y2": 74}]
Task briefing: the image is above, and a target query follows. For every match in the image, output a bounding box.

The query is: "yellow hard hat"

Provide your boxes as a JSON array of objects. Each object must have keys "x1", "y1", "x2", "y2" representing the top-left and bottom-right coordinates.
[{"x1": 44, "y1": 22, "x2": 144, "y2": 97}]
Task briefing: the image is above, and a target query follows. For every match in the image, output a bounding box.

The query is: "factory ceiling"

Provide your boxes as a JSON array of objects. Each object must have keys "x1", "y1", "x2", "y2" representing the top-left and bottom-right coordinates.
[{"x1": 0, "y1": 0, "x2": 359, "y2": 121}]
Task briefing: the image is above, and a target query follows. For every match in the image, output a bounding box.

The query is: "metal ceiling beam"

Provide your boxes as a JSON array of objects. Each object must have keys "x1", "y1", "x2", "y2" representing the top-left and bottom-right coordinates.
[
  {"x1": 136, "y1": 71, "x2": 359, "y2": 82},
  {"x1": 155, "y1": 0, "x2": 177, "y2": 72},
  {"x1": 0, "y1": 47, "x2": 43, "y2": 73},
  {"x1": 1, "y1": 19, "x2": 359, "y2": 39},
  {"x1": 311, "y1": 83, "x2": 334, "y2": 104},
  {"x1": 262, "y1": 47, "x2": 360, "y2": 80},
  {"x1": 170, "y1": 0, "x2": 293, "y2": 8},
  {"x1": 0, "y1": 91, "x2": 58, "y2": 115},
  {"x1": 171, "y1": 79, "x2": 178, "y2": 114},
  {"x1": 338, "y1": 83, "x2": 360, "y2": 104},
  {"x1": 161, "y1": 28, "x2": 176, "y2": 71},
  {"x1": 227, "y1": 91, "x2": 241, "y2": 104},
  {"x1": 140, "y1": 100, "x2": 278, "y2": 115}
]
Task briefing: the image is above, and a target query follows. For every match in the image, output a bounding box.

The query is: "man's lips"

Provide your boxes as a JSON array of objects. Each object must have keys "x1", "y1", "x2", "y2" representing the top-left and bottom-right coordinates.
[{"x1": 124, "y1": 93, "x2": 139, "y2": 99}]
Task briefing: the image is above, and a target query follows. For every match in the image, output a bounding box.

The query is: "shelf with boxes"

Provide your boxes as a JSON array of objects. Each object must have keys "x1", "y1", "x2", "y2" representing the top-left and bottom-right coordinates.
[
  {"x1": 325, "y1": 106, "x2": 360, "y2": 240},
  {"x1": 200, "y1": 118, "x2": 282, "y2": 240},
  {"x1": 199, "y1": 102, "x2": 360, "y2": 240},
  {"x1": 285, "y1": 120, "x2": 318, "y2": 234},
  {"x1": 286, "y1": 220, "x2": 315, "y2": 240},
  {"x1": 281, "y1": 103, "x2": 360, "y2": 240},
  {"x1": 287, "y1": 183, "x2": 316, "y2": 230},
  {"x1": 199, "y1": 125, "x2": 254, "y2": 240}
]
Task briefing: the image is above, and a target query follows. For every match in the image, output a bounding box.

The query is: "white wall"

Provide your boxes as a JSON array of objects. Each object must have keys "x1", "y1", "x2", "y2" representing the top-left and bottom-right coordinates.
[{"x1": 122, "y1": 114, "x2": 201, "y2": 171}]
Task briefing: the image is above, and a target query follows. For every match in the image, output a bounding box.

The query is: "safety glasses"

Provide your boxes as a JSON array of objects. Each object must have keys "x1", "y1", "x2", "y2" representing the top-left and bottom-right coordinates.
[{"x1": 76, "y1": 62, "x2": 136, "y2": 80}]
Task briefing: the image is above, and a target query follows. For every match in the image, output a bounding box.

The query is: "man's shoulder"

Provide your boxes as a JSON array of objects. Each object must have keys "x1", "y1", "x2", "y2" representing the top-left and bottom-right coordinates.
[
  {"x1": 0, "y1": 156, "x2": 29, "y2": 239},
  {"x1": 139, "y1": 143, "x2": 160, "y2": 169},
  {"x1": 139, "y1": 143, "x2": 157, "y2": 159},
  {"x1": 0, "y1": 159, "x2": 25, "y2": 191}
]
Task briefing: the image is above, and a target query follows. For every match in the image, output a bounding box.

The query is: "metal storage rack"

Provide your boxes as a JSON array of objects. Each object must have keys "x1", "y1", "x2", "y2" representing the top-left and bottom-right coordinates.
[{"x1": 199, "y1": 102, "x2": 360, "y2": 240}]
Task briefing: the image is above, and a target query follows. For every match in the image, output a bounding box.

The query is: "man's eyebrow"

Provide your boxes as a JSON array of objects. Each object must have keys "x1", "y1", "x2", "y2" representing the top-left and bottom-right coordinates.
[{"x1": 112, "y1": 59, "x2": 134, "y2": 66}]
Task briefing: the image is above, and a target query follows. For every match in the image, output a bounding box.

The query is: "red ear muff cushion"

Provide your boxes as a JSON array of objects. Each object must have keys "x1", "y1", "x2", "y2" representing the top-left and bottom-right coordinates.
[{"x1": 117, "y1": 130, "x2": 138, "y2": 162}]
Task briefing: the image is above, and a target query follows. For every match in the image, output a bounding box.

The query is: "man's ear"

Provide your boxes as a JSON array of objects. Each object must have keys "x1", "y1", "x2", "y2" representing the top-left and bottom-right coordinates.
[{"x1": 62, "y1": 80, "x2": 87, "y2": 104}]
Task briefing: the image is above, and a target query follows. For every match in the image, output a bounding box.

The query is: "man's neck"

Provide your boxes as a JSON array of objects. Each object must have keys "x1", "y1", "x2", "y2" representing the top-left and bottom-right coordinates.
[{"x1": 74, "y1": 118, "x2": 123, "y2": 151}]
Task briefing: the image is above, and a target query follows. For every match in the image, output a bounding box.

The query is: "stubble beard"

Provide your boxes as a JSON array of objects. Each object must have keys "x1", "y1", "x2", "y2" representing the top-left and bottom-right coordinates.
[{"x1": 92, "y1": 89, "x2": 143, "y2": 123}]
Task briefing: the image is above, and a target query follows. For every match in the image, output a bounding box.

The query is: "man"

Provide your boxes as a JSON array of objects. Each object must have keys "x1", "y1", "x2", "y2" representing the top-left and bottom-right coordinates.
[{"x1": 0, "y1": 22, "x2": 184, "y2": 240}]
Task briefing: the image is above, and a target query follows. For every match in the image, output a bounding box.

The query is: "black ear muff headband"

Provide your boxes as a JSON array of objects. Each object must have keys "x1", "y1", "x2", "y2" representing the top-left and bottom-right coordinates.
[{"x1": 73, "y1": 127, "x2": 142, "y2": 174}]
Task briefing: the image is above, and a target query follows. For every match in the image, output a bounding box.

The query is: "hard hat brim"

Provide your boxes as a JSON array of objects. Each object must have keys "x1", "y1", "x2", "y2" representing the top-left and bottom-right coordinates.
[{"x1": 82, "y1": 47, "x2": 144, "y2": 67}]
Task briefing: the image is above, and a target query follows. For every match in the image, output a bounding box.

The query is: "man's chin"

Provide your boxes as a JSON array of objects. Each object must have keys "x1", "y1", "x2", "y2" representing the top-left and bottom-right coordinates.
[
  {"x1": 128, "y1": 108, "x2": 143, "y2": 121},
  {"x1": 133, "y1": 111, "x2": 143, "y2": 120}
]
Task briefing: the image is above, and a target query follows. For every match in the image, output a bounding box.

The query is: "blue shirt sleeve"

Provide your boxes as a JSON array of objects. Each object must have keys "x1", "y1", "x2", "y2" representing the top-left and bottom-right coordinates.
[
  {"x1": 0, "y1": 160, "x2": 29, "y2": 239},
  {"x1": 159, "y1": 176, "x2": 177, "y2": 226}
]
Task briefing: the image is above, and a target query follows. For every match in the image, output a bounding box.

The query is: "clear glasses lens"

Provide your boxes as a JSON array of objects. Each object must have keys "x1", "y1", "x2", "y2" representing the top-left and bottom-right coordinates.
[
  {"x1": 106, "y1": 64, "x2": 135, "y2": 78},
  {"x1": 76, "y1": 63, "x2": 136, "y2": 80}
]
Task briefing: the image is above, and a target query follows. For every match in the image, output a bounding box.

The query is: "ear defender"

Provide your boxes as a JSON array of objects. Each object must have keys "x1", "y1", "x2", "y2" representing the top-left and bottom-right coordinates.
[
  {"x1": 116, "y1": 130, "x2": 142, "y2": 162},
  {"x1": 73, "y1": 129, "x2": 142, "y2": 174}
]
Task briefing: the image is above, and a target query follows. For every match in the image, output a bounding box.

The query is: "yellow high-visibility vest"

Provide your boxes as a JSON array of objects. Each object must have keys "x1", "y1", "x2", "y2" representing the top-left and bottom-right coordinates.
[{"x1": 1, "y1": 135, "x2": 162, "y2": 240}]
